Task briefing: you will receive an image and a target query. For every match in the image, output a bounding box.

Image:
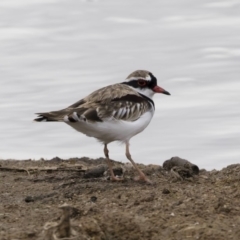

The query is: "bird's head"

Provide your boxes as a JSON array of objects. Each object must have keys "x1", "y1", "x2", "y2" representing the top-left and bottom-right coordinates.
[{"x1": 123, "y1": 70, "x2": 170, "y2": 99}]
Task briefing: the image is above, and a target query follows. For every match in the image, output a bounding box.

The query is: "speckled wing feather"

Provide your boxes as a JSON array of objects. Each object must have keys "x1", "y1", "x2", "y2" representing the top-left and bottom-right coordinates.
[
  {"x1": 35, "y1": 84, "x2": 153, "y2": 122},
  {"x1": 70, "y1": 83, "x2": 141, "y2": 106}
]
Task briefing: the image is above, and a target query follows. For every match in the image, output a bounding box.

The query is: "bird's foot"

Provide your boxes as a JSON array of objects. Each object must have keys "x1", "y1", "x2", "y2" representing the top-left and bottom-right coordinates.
[
  {"x1": 134, "y1": 174, "x2": 153, "y2": 185},
  {"x1": 110, "y1": 176, "x2": 124, "y2": 182}
]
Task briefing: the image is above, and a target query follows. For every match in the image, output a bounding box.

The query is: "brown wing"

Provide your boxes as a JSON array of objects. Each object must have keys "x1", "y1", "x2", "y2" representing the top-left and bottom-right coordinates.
[
  {"x1": 69, "y1": 83, "x2": 142, "y2": 107},
  {"x1": 96, "y1": 94, "x2": 152, "y2": 121},
  {"x1": 71, "y1": 84, "x2": 152, "y2": 121},
  {"x1": 34, "y1": 84, "x2": 152, "y2": 122}
]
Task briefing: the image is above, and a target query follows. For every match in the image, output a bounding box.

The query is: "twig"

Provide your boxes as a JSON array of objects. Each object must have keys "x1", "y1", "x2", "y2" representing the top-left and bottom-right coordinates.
[{"x1": 0, "y1": 166, "x2": 86, "y2": 175}]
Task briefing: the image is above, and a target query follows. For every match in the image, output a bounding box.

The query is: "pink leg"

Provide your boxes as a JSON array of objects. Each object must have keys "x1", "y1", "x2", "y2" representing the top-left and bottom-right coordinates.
[
  {"x1": 125, "y1": 142, "x2": 152, "y2": 184},
  {"x1": 104, "y1": 144, "x2": 123, "y2": 181}
]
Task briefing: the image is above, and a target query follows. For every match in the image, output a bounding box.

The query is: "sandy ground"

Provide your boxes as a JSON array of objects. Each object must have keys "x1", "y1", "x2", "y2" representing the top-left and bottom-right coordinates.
[{"x1": 0, "y1": 157, "x2": 240, "y2": 240}]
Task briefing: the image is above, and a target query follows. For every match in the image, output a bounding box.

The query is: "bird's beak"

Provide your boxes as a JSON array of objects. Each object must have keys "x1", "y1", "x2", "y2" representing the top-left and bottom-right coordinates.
[{"x1": 153, "y1": 85, "x2": 170, "y2": 95}]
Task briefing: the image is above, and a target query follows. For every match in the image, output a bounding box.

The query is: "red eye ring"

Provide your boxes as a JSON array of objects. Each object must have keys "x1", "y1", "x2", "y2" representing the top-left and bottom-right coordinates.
[{"x1": 138, "y1": 79, "x2": 147, "y2": 87}]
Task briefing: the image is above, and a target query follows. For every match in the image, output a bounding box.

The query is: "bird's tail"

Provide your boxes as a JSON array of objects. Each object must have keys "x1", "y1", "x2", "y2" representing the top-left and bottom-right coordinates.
[
  {"x1": 34, "y1": 110, "x2": 68, "y2": 122},
  {"x1": 34, "y1": 115, "x2": 56, "y2": 122}
]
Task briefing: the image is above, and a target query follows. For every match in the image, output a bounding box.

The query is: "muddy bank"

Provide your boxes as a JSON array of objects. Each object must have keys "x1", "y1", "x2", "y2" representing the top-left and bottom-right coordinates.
[{"x1": 0, "y1": 157, "x2": 240, "y2": 240}]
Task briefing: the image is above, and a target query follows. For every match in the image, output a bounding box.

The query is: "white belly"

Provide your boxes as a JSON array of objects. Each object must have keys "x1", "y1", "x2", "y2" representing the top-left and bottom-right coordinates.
[{"x1": 66, "y1": 110, "x2": 154, "y2": 144}]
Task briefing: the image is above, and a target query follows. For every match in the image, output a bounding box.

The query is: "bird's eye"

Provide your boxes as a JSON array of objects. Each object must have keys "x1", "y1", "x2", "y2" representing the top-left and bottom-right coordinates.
[{"x1": 138, "y1": 80, "x2": 147, "y2": 87}]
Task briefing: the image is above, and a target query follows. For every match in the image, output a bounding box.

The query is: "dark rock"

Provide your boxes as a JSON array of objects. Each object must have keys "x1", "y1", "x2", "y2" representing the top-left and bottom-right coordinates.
[
  {"x1": 90, "y1": 196, "x2": 97, "y2": 202},
  {"x1": 163, "y1": 156, "x2": 199, "y2": 175},
  {"x1": 162, "y1": 188, "x2": 170, "y2": 194},
  {"x1": 25, "y1": 196, "x2": 34, "y2": 203},
  {"x1": 49, "y1": 157, "x2": 62, "y2": 163},
  {"x1": 84, "y1": 164, "x2": 108, "y2": 178},
  {"x1": 113, "y1": 167, "x2": 123, "y2": 176}
]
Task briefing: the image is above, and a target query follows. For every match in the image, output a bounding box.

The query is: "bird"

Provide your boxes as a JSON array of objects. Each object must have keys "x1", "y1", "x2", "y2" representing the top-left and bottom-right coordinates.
[{"x1": 34, "y1": 70, "x2": 170, "y2": 183}]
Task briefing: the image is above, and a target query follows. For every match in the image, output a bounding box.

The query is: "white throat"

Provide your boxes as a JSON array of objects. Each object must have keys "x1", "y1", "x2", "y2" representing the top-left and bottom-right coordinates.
[{"x1": 133, "y1": 87, "x2": 155, "y2": 99}]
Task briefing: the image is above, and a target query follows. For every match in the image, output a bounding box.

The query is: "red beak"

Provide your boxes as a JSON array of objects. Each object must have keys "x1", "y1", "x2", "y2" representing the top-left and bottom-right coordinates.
[{"x1": 153, "y1": 85, "x2": 170, "y2": 95}]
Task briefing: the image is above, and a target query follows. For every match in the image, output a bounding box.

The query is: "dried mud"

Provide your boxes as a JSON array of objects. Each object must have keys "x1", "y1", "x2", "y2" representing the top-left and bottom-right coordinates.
[{"x1": 0, "y1": 157, "x2": 240, "y2": 240}]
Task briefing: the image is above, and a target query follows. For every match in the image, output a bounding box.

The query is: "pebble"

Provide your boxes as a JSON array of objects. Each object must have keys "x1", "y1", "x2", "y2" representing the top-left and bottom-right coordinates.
[
  {"x1": 162, "y1": 188, "x2": 170, "y2": 194},
  {"x1": 25, "y1": 196, "x2": 35, "y2": 203}
]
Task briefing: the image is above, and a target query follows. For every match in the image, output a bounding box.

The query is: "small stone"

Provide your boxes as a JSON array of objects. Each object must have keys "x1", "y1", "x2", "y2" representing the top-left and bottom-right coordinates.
[
  {"x1": 113, "y1": 167, "x2": 123, "y2": 176},
  {"x1": 84, "y1": 165, "x2": 107, "y2": 178},
  {"x1": 90, "y1": 196, "x2": 97, "y2": 202},
  {"x1": 162, "y1": 188, "x2": 170, "y2": 194},
  {"x1": 25, "y1": 196, "x2": 34, "y2": 203}
]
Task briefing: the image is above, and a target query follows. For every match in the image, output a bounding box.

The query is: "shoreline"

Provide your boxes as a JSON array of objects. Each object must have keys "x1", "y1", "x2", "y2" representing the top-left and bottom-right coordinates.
[{"x1": 1, "y1": 157, "x2": 240, "y2": 239}]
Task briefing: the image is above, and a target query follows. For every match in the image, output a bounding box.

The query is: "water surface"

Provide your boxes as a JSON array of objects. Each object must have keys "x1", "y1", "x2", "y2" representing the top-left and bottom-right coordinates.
[{"x1": 1, "y1": 0, "x2": 240, "y2": 169}]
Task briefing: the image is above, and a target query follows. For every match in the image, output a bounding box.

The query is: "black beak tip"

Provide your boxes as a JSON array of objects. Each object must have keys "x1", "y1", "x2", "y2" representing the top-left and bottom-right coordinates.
[{"x1": 163, "y1": 91, "x2": 171, "y2": 96}]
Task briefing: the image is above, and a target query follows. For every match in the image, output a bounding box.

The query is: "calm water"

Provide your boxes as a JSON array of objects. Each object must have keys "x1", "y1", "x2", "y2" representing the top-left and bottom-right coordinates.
[{"x1": 1, "y1": 0, "x2": 240, "y2": 170}]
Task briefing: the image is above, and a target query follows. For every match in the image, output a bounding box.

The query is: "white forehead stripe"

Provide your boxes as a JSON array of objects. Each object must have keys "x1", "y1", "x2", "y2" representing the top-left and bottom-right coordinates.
[
  {"x1": 145, "y1": 75, "x2": 151, "y2": 81},
  {"x1": 127, "y1": 75, "x2": 151, "y2": 81}
]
